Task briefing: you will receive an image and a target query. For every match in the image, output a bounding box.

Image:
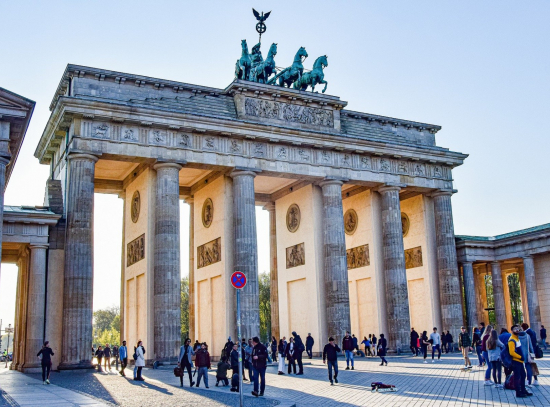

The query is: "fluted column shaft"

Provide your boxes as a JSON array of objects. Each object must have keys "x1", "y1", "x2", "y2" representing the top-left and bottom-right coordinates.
[
  {"x1": 523, "y1": 256, "x2": 542, "y2": 334},
  {"x1": 490, "y1": 261, "x2": 507, "y2": 330},
  {"x1": 231, "y1": 170, "x2": 260, "y2": 340},
  {"x1": 187, "y1": 198, "x2": 196, "y2": 342},
  {"x1": 264, "y1": 203, "x2": 280, "y2": 340},
  {"x1": 379, "y1": 185, "x2": 410, "y2": 350},
  {"x1": 462, "y1": 262, "x2": 478, "y2": 330},
  {"x1": 60, "y1": 153, "x2": 97, "y2": 369},
  {"x1": 153, "y1": 163, "x2": 182, "y2": 362},
  {"x1": 432, "y1": 192, "x2": 463, "y2": 334},
  {"x1": 0, "y1": 159, "x2": 6, "y2": 282},
  {"x1": 320, "y1": 180, "x2": 350, "y2": 346}
]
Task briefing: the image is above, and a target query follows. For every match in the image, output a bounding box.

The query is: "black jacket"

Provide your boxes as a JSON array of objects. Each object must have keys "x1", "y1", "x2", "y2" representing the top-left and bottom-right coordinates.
[
  {"x1": 306, "y1": 336, "x2": 314, "y2": 348},
  {"x1": 293, "y1": 334, "x2": 305, "y2": 353},
  {"x1": 323, "y1": 343, "x2": 341, "y2": 362},
  {"x1": 410, "y1": 330, "x2": 419, "y2": 345},
  {"x1": 37, "y1": 347, "x2": 54, "y2": 364},
  {"x1": 251, "y1": 343, "x2": 268, "y2": 369},
  {"x1": 342, "y1": 336, "x2": 354, "y2": 351},
  {"x1": 278, "y1": 342, "x2": 286, "y2": 355},
  {"x1": 541, "y1": 328, "x2": 547, "y2": 340},
  {"x1": 230, "y1": 349, "x2": 239, "y2": 368},
  {"x1": 378, "y1": 338, "x2": 387, "y2": 356}
]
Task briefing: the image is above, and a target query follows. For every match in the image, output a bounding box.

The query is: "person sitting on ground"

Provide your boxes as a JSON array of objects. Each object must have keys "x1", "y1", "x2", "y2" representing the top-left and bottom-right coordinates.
[{"x1": 216, "y1": 356, "x2": 231, "y2": 387}]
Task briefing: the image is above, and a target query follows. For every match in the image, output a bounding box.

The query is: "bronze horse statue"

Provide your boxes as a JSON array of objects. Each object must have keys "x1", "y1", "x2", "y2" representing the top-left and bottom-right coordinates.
[
  {"x1": 268, "y1": 46, "x2": 308, "y2": 88},
  {"x1": 250, "y1": 43, "x2": 277, "y2": 83},
  {"x1": 293, "y1": 55, "x2": 328, "y2": 93},
  {"x1": 235, "y1": 39, "x2": 252, "y2": 80}
]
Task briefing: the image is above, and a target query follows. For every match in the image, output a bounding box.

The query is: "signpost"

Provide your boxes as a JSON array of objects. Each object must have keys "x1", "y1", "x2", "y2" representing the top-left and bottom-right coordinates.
[{"x1": 231, "y1": 271, "x2": 247, "y2": 407}]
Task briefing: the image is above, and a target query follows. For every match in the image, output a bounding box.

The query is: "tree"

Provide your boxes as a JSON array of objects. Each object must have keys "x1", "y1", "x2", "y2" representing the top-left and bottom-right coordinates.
[
  {"x1": 181, "y1": 276, "x2": 189, "y2": 343},
  {"x1": 259, "y1": 272, "x2": 271, "y2": 343},
  {"x1": 97, "y1": 327, "x2": 120, "y2": 346},
  {"x1": 507, "y1": 273, "x2": 523, "y2": 324},
  {"x1": 94, "y1": 306, "x2": 119, "y2": 333}
]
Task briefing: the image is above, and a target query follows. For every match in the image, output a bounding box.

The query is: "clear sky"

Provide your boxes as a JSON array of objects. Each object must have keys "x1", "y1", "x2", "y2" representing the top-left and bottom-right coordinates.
[{"x1": 0, "y1": 1, "x2": 549, "y2": 329}]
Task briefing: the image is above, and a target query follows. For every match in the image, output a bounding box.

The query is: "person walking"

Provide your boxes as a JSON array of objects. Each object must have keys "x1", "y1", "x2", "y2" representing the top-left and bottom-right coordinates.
[
  {"x1": 518, "y1": 324, "x2": 538, "y2": 387},
  {"x1": 421, "y1": 331, "x2": 429, "y2": 363},
  {"x1": 378, "y1": 334, "x2": 388, "y2": 366},
  {"x1": 361, "y1": 336, "x2": 372, "y2": 357},
  {"x1": 305, "y1": 334, "x2": 314, "y2": 359},
  {"x1": 481, "y1": 325, "x2": 494, "y2": 385},
  {"x1": 103, "y1": 343, "x2": 112, "y2": 371},
  {"x1": 193, "y1": 340, "x2": 201, "y2": 352},
  {"x1": 371, "y1": 334, "x2": 377, "y2": 356},
  {"x1": 479, "y1": 322, "x2": 486, "y2": 336},
  {"x1": 445, "y1": 331, "x2": 454, "y2": 353},
  {"x1": 410, "y1": 328, "x2": 419, "y2": 356},
  {"x1": 95, "y1": 346, "x2": 104, "y2": 373},
  {"x1": 508, "y1": 324, "x2": 531, "y2": 398},
  {"x1": 271, "y1": 336, "x2": 278, "y2": 362},
  {"x1": 251, "y1": 336, "x2": 268, "y2": 397},
  {"x1": 441, "y1": 332, "x2": 448, "y2": 355},
  {"x1": 323, "y1": 337, "x2": 341, "y2": 385},
  {"x1": 134, "y1": 340, "x2": 145, "y2": 381},
  {"x1": 245, "y1": 339, "x2": 254, "y2": 382},
  {"x1": 178, "y1": 338, "x2": 196, "y2": 387},
  {"x1": 540, "y1": 325, "x2": 547, "y2": 350},
  {"x1": 216, "y1": 356, "x2": 231, "y2": 387},
  {"x1": 458, "y1": 326, "x2": 473, "y2": 369},
  {"x1": 37, "y1": 341, "x2": 54, "y2": 384},
  {"x1": 292, "y1": 332, "x2": 305, "y2": 375},
  {"x1": 473, "y1": 327, "x2": 484, "y2": 367},
  {"x1": 487, "y1": 330, "x2": 505, "y2": 389},
  {"x1": 342, "y1": 331, "x2": 354, "y2": 370},
  {"x1": 352, "y1": 334, "x2": 359, "y2": 352},
  {"x1": 223, "y1": 337, "x2": 234, "y2": 360},
  {"x1": 112, "y1": 344, "x2": 119, "y2": 370},
  {"x1": 285, "y1": 337, "x2": 297, "y2": 374},
  {"x1": 119, "y1": 340, "x2": 128, "y2": 377},
  {"x1": 277, "y1": 339, "x2": 286, "y2": 375},
  {"x1": 430, "y1": 327, "x2": 441, "y2": 362},
  {"x1": 195, "y1": 343, "x2": 211, "y2": 388}
]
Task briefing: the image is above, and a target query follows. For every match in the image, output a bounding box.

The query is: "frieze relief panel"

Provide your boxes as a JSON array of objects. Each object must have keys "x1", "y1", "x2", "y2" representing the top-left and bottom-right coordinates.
[
  {"x1": 286, "y1": 243, "x2": 305, "y2": 269},
  {"x1": 149, "y1": 130, "x2": 167, "y2": 145},
  {"x1": 346, "y1": 244, "x2": 370, "y2": 270},
  {"x1": 197, "y1": 237, "x2": 221, "y2": 269},
  {"x1": 127, "y1": 234, "x2": 145, "y2": 267},
  {"x1": 405, "y1": 246, "x2": 423, "y2": 269}
]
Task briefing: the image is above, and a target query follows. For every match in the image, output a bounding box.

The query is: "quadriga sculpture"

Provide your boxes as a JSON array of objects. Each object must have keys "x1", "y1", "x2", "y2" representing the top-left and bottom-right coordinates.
[
  {"x1": 293, "y1": 55, "x2": 328, "y2": 93},
  {"x1": 267, "y1": 46, "x2": 308, "y2": 88},
  {"x1": 235, "y1": 39, "x2": 252, "y2": 80}
]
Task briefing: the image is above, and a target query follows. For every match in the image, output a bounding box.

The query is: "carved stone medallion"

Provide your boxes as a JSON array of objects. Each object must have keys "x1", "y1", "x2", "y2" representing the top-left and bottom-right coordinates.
[
  {"x1": 344, "y1": 209, "x2": 358, "y2": 235},
  {"x1": 405, "y1": 246, "x2": 423, "y2": 269},
  {"x1": 401, "y1": 212, "x2": 410, "y2": 237},
  {"x1": 286, "y1": 243, "x2": 305, "y2": 269},
  {"x1": 131, "y1": 191, "x2": 140, "y2": 223},
  {"x1": 286, "y1": 204, "x2": 301, "y2": 233},
  {"x1": 202, "y1": 198, "x2": 214, "y2": 228}
]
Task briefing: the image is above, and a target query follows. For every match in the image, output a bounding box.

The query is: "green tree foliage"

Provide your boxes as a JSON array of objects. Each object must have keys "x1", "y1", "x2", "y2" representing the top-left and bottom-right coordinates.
[
  {"x1": 93, "y1": 306, "x2": 120, "y2": 346},
  {"x1": 97, "y1": 327, "x2": 120, "y2": 346},
  {"x1": 181, "y1": 276, "x2": 189, "y2": 343},
  {"x1": 94, "y1": 306, "x2": 119, "y2": 333},
  {"x1": 259, "y1": 272, "x2": 271, "y2": 343},
  {"x1": 507, "y1": 273, "x2": 523, "y2": 324},
  {"x1": 484, "y1": 275, "x2": 496, "y2": 325}
]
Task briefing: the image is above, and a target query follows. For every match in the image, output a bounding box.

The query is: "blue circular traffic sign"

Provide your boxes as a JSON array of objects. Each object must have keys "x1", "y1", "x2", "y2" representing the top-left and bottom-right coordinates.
[{"x1": 231, "y1": 271, "x2": 247, "y2": 289}]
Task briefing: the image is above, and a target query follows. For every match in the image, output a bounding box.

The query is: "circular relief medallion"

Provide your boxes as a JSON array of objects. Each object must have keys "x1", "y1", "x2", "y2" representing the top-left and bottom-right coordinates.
[
  {"x1": 202, "y1": 198, "x2": 214, "y2": 228},
  {"x1": 401, "y1": 212, "x2": 410, "y2": 237},
  {"x1": 131, "y1": 191, "x2": 140, "y2": 223},
  {"x1": 286, "y1": 204, "x2": 301, "y2": 233},
  {"x1": 344, "y1": 209, "x2": 358, "y2": 235}
]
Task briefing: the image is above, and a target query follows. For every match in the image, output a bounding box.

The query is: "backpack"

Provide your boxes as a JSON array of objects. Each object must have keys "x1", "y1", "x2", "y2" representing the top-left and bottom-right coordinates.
[
  {"x1": 535, "y1": 345, "x2": 543, "y2": 359},
  {"x1": 500, "y1": 341, "x2": 513, "y2": 369},
  {"x1": 504, "y1": 372, "x2": 515, "y2": 390}
]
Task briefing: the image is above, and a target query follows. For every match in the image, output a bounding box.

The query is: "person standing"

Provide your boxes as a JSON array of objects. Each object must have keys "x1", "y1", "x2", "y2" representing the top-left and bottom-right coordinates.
[
  {"x1": 458, "y1": 327, "x2": 473, "y2": 369},
  {"x1": 519, "y1": 323, "x2": 539, "y2": 387},
  {"x1": 361, "y1": 336, "x2": 372, "y2": 357},
  {"x1": 251, "y1": 336, "x2": 268, "y2": 397},
  {"x1": 195, "y1": 343, "x2": 211, "y2": 388},
  {"x1": 193, "y1": 340, "x2": 201, "y2": 352},
  {"x1": 430, "y1": 327, "x2": 441, "y2": 362},
  {"x1": 498, "y1": 328, "x2": 512, "y2": 378},
  {"x1": 245, "y1": 339, "x2": 254, "y2": 382},
  {"x1": 178, "y1": 338, "x2": 196, "y2": 387},
  {"x1": 342, "y1": 332, "x2": 354, "y2": 370},
  {"x1": 479, "y1": 322, "x2": 486, "y2": 336},
  {"x1": 306, "y1": 334, "x2": 314, "y2": 359},
  {"x1": 134, "y1": 340, "x2": 145, "y2": 381},
  {"x1": 473, "y1": 327, "x2": 484, "y2": 367},
  {"x1": 352, "y1": 334, "x2": 359, "y2": 352},
  {"x1": 286, "y1": 337, "x2": 297, "y2": 374},
  {"x1": 486, "y1": 330, "x2": 505, "y2": 389},
  {"x1": 292, "y1": 332, "x2": 305, "y2": 375},
  {"x1": 441, "y1": 332, "x2": 448, "y2": 355},
  {"x1": 421, "y1": 331, "x2": 429, "y2": 363},
  {"x1": 378, "y1": 334, "x2": 388, "y2": 366},
  {"x1": 508, "y1": 324, "x2": 531, "y2": 398},
  {"x1": 277, "y1": 339, "x2": 286, "y2": 375},
  {"x1": 103, "y1": 343, "x2": 112, "y2": 371},
  {"x1": 95, "y1": 346, "x2": 104, "y2": 373},
  {"x1": 371, "y1": 334, "x2": 377, "y2": 356},
  {"x1": 410, "y1": 328, "x2": 419, "y2": 356},
  {"x1": 230, "y1": 343, "x2": 244, "y2": 382},
  {"x1": 223, "y1": 337, "x2": 234, "y2": 360},
  {"x1": 119, "y1": 340, "x2": 128, "y2": 377},
  {"x1": 37, "y1": 341, "x2": 54, "y2": 385},
  {"x1": 481, "y1": 325, "x2": 494, "y2": 385},
  {"x1": 323, "y1": 337, "x2": 341, "y2": 385},
  {"x1": 112, "y1": 344, "x2": 119, "y2": 371},
  {"x1": 540, "y1": 325, "x2": 547, "y2": 350},
  {"x1": 271, "y1": 336, "x2": 278, "y2": 362},
  {"x1": 445, "y1": 331, "x2": 454, "y2": 353}
]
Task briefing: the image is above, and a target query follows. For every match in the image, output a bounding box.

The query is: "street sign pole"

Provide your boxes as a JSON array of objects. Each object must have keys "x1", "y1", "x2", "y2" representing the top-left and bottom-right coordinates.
[{"x1": 237, "y1": 288, "x2": 243, "y2": 407}]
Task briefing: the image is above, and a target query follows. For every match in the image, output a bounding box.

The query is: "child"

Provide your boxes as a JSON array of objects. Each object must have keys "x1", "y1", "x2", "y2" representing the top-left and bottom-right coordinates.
[{"x1": 216, "y1": 356, "x2": 231, "y2": 387}]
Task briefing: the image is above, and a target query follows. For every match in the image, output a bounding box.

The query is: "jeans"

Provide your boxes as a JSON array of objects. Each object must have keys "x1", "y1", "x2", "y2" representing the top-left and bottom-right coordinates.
[
  {"x1": 475, "y1": 345, "x2": 483, "y2": 365},
  {"x1": 196, "y1": 366, "x2": 209, "y2": 387},
  {"x1": 441, "y1": 342, "x2": 447, "y2": 353},
  {"x1": 432, "y1": 344, "x2": 441, "y2": 360},
  {"x1": 410, "y1": 345, "x2": 418, "y2": 356},
  {"x1": 306, "y1": 347, "x2": 313, "y2": 358},
  {"x1": 136, "y1": 366, "x2": 143, "y2": 380},
  {"x1": 483, "y1": 351, "x2": 492, "y2": 380},
  {"x1": 133, "y1": 365, "x2": 138, "y2": 378},
  {"x1": 345, "y1": 350, "x2": 354, "y2": 367},
  {"x1": 41, "y1": 362, "x2": 51, "y2": 381},
  {"x1": 380, "y1": 355, "x2": 387, "y2": 364},
  {"x1": 251, "y1": 365, "x2": 266, "y2": 394},
  {"x1": 542, "y1": 338, "x2": 547, "y2": 350},
  {"x1": 327, "y1": 359, "x2": 338, "y2": 382},
  {"x1": 216, "y1": 376, "x2": 229, "y2": 386},
  {"x1": 491, "y1": 360, "x2": 502, "y2": 384},
  {"x1": 421, "y1": 345, "x2": 428, "y2": 359},
  {"x1": 511, "y1": 361, "x2": 527, "y2": 396},
  {"x1": 271, "y1": 350, "x2": 277, "y2": 362},
  {"x1": 120, "y1": 357, "x2": 128, "y2": 375}
]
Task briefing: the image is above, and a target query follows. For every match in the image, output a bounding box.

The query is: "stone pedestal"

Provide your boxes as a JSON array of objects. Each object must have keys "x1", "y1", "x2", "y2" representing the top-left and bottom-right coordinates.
[
  {"x1": 230, "y1": 170, "x2": 260, "y2": 340},
  {"x1": 319, "y1": 179, "x2": 350, "y2": 346},
  {"x1": 523, "y1": 256, "x2": 542, "y2": 334},
  {"x1": 264, "y1": 203, "x2": 280, "y2": 340},
  {"x1": 462, "y1": 262, "x2": 478, "y2": 330},
  {"x1": 490, "y1": 261, "x2": 507, "y2": 330},
  {"x1": 187, "y1": 197, "x2": 195, "y2": 343},
  {"x1": 59, "y1": 153, "x2": 97, "y2": 370},
  {"x1": 153, "y1": 162, "x2": 182, "y2": 362},
  {"x1": 378, "y1": 185, "x2": 410, "y2": 351},
  {"x1": 432, "y1": 192, "x2": 463, "y2": 334}
]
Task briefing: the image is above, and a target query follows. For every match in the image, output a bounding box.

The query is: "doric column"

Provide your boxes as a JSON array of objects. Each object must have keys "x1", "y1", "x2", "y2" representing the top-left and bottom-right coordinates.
[
  {"x1": 462, "y1": 262, "x2": 478, "y2": 330},
  {"x1": 319, "y1": 179, "x2": 350, "y2": 347},
  {"x1": 230, "y1": 170, "x2": 260, "y2": 340},
  {"x1": 60, "y1": 153, "x2": 97, "y2": 369},
  {"x1": 119, "y1": 192, "x2": 126, "y2": 343},
  {"x1": 186, "y1": 197, "x2": 196, "y2": 342},
  {"x1": 378, "y1": 185, "x2": 410, "y2": 351},
  {"x1": 0, "y1": 159, "x2": 7, "y2": 276},
  {"x1": 490, "y1": 261, "x2": 507, "y2": 330},
  {"x1": 523, "y1": 255, "x2": 542, "y2": 334},
  {"x1": 432, "y1": 191, "x2": 463, "y2": 334},
  {"x1": 153, "y1": 162, "x2": 182, "y2": 362},
  {"x1": 264, "y1": 203, "x2": 280, "y2": 340},
  {"x1": 22, "y1": 244, "x2": 48, "y2": 369}
]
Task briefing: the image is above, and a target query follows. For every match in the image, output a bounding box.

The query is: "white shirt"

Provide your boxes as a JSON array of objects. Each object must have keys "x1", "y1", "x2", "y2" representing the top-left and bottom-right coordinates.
[{"x1": 429, "y1": 332, "x2": 441, "y2": 346}]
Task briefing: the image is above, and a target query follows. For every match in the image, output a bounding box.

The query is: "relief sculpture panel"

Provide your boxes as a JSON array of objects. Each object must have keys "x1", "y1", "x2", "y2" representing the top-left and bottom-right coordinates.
[
  {"x1": 127, "y1": 234, "x2": 145, "y2": 267},
  {"x1": 405, "y1": 246, "x2": 423, "y2": 269},
  {"x1": 286, "y1": 243, "x2": 305, "y2": 269},
  {"x1": 346, "y1": 244, "x2": 370, "y2": 270},
  {"x1": 197, "y1": 237, "x2": 221, "y2": 269}
]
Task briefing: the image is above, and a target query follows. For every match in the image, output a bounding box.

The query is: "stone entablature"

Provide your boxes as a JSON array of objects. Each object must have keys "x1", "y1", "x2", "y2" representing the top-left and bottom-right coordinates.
[{"x1": 2, "y1": 206, "x2": 60, "y2": 246}]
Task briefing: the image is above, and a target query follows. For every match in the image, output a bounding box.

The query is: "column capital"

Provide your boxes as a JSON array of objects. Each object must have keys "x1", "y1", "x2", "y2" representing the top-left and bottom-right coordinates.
[
  {"x1": 318, "y1": 178, "x2": 345, "y2": 188},
  {"x1": 262, "y1": 202, "x2": 275, "y2": 212},
  {"x1": 153, "y1": 162, "x2": 183, "y2": 171},
  {"x1": 229, "y1": 169, "x2": 258, "y2": 179},
  {"x1": 68, "y1": 153, "x2": 99, "y2": 163},
  {"x1": 376, "y1": 183, "x2": 406, "y2": 194},
  {"x1": 461, "y1": 261, "x2": 473, "y2": 266},
  {"x1": 29, "y1": 243, "x2": 49, "y2": 250},
  {"x1": 490, "y1": 260, "x2": 501, "y2": 266},
  {"x1": 184, "y1": 196, "x2": 194, "y2": 205},
  {"x1": 430, "y1": 189, "x2": 457, "y2": 198},
  {"x1": 522, "y1": 254, "x2": 533, "y2": 260}
]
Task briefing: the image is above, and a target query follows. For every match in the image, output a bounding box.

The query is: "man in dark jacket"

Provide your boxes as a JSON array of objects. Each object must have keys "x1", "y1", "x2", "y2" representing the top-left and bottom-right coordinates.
[
  {"x1": 251, "y1": 337, "x2": 268, "y2": 397},
  {"x1": 445, "y1": 331, "x2": 454, "y2": 353},
  {"x1": 410, "y1": 328, "x2": 419, "y2": 356},
  {"x1": 223, "y1": 337, "x2": 234, "y2": 360},
  {"x1": 458, "y1": 326, "x2": 472, "y2": 369},
  {"x1": 305, "y1": 334, "x2": 314, "y2": 359},
  {"x1": 541, "y1": 325, "x2": 547, "y2": 350},
  {"x1": 292, "y1": 331, "x2": 305, "y2": 375},
  {"x1": 342, "y1": 331, "x2": 354, "y2": 370},
  {"x1": 195, "y1": 343, "x2": 211, "y2": 388},
  {"x1": 323, "y1": 337, "x2": 341, "y2": 385}
]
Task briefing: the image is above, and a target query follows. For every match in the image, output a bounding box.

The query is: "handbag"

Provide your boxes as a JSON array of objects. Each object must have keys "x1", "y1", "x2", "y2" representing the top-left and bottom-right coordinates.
[
  {"x1": 173, "y1": 366, "x2": 183, "y2": 377},
  {"x1": 531, "y1": 362, "x2": 540, "y2": 376},
  {"x1": 535, "y1": 346, "x2": 543, "y2": 359}
]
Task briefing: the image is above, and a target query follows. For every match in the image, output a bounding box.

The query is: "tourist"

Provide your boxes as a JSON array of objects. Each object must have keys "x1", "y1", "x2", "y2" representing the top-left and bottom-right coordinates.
[
  {"x1": 306, "y1": 333, "x2": 314, "y2": 359},
  {"x1": 271, "y1": 336, "x2": 278, "y2": 362},
  {"x1": 410, "y1": 328, "x2": 419, "y2": 356},
  {"x1": 240, "y1": 339, "x2": 248, "y2": 381},
  {"x1": 223, "y1": 337, "x2": 234, "y2": 360},
  {"x1": 230, "y1": 343, "x2": 245, "y2": 381},
  {"x1": 480, "y1": 322, "x2": 486, "y2": 336},
  {"x1": 285, "y1": 337, "x2": 297, "y2": 374},
  {"x1": 264, "y1": 341, "x2": 272, "y2": 363},
  {"x1": 342, "y1": 331, "x2": 354, "y2": 370},
  {"x1": 481, "y1": 325, "x2": 494, "y2": 385},
  {"x1": 352, "y1": 334, "x2": 359, "y2": 352},
  {"x1": 361, "y1": 336, "x2": 372, "y2": 357},
  {"x1": 498, "y1": 327, "x2": 511, "y2": 377},
  {"x1": 195, "y1": 343, "x2": 211, "y2": 388},
  {"x1": 486, "y1": 330, "x2": 505, "y2": 389},
  {"x1": 178, "y1": 338, "x2": 195, "y2": 387},
  {"x1": 251, "y1": 336, "x2": 268, "y2": 397},
  {"x1": 378, "y1": 334, "x2": 388, "y2": 366},
  {"x1": 429, "y1": 327, "x2": 441, "y2": 362},
  {"x1": 441, "y1": 332, "x2": 448, "y2": 355},
  {"x1": 119, "y1": 340, "x2": 128, "y2": 377},
  {"x1": 508, "y1": 324, "x2": 531, "y2": 398},
  {"x1": 445, "y1": 331, "x2": 454, "y2": 353},
  {"x1": 215, "y1": 356, "x2": 231, "y2": 387},
  {"x1": 291, "y1": 331, "x2": 305, "y2": 375},
  {"x1": 37, "y1": 341, "x2": 54, "y2": 384},
  {"x1": 323, "y1": 336, "x2": 341, "y2": 385},
  {"x1": 458, "y1": 326, "x2": 472, "y2": 369},
  {"x1": 245, "y1": 339, "x2": 254, "y2": 382},
  {"x1": 277, "y1": 339, "x2": 286, "y2": 374},
  {"x1": 371, "y1": 334, "x2": 377, "y2": 356},
  {"x1": 420, "y1": 331, "x2": 429, "y2": 363},
  {"x1": 473, "y1": 326, "x2": 483, "y2": 367},
  {"x1": 103, "y1": 343, "x2": 112, "y2": 371},
  {"x1": 193, "y1": 340, "x2": 201, "y2": 352},
  {"x1": 95, "y1": 346, "x2": 104, "y2": 373},
  {"x1": 134, "y1": 340, "x2": 145, "y2": 381},
  {"x1": 541, "y1": 325, "x2": 547, "y2": 350},
  {"x1": 112, "y1": 344, "x2": 119, "y2": 370},
  {"x1": 519, "y1": 323, "x2": 538, "y2": 387}
]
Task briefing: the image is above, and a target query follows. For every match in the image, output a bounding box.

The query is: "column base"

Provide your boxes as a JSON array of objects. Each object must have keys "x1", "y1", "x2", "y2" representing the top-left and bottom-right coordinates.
[
  {"x1": 19, "y1": 365, "x2": 42, "y2": 373},
  {"x1": 58, "y1": 361, "x2": 95, "y2": 371}
]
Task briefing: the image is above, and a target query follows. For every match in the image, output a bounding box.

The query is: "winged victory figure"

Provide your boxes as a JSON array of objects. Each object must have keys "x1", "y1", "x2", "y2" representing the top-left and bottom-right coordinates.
[{"x1": 252, "y1": 8, "x2": 271, "y2": 22}]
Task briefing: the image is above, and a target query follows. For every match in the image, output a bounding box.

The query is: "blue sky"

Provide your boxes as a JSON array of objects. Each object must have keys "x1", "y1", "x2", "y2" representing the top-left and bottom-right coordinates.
[{"x1": 0, "y1": 1, "x2": 549, "y2": 326}]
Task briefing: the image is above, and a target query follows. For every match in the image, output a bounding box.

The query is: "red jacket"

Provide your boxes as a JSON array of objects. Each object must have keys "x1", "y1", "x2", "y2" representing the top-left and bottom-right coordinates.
[{"x1": 195, "y1": 349, "x2": 211, "y2": 369}]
